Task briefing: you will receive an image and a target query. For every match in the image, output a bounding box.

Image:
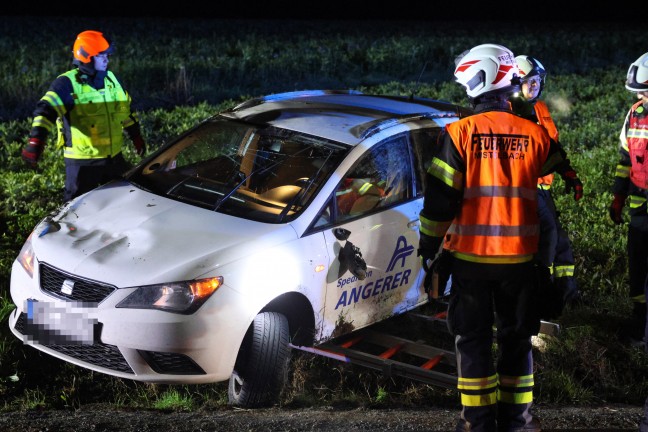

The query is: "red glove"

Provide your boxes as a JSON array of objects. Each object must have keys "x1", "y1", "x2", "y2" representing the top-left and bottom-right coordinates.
[
  {"x1": 132, "y1": 135, "x2": 146, "y2": 156},
  {"x1": 608, "y1": 193, "x2": 626, "y2": 224},
  {"x1": 561, "y1": 170, "x2": 583, "y2": 201},
  {"x1": 21, "y1": 137, "x2": 44, "y2": 167}
]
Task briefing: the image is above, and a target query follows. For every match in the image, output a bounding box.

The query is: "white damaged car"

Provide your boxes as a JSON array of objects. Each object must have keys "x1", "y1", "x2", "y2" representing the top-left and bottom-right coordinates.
[{"x1": 9, "y1": 90, "x2": 469, "y2": 407}]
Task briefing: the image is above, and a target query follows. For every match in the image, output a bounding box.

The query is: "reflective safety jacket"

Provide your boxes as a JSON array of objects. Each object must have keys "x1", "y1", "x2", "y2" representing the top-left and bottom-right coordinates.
[
  {"x1": 534, "y1": 101, "x2": 559, "y2": 188},
  {"x1": 622, "y1": 101, "x2": 648, "y2": 189},
  {"x1": 420, "y1": 107, "x2": 569, "y2": 264},
  {"x1": 614, "y1": 100, "x2": 648, "y2": 220},
  {"x1": 336, "y1": 177, "x2": 385, "y2": 215},
  {"x1": 30, "y1": 69, "x2": 138, "y2": 160}
]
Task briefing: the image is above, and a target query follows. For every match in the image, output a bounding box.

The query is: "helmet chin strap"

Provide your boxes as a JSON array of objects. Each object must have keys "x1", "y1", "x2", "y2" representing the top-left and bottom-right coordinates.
[
  {"x1": 471, "y1": 95, "x2": 511, "y2": 112},
  {"x1": 73, "y1": 59, "x2": 107, "y2": 89},
  {"x1": 470, "y1": 83, "x2": 520, "y2": 107},
  {"x1": 74, "y1": 59, "x2": 96, "y2": 75},
  {"x1": 72, "y1": 58, "x2": 108, "y2": 90}
]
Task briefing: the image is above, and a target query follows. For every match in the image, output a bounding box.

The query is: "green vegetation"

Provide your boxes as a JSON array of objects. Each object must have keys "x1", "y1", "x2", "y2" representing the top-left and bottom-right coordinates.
[{"x1": 1, "y1": 16, "x2": 647, "y2": 412}]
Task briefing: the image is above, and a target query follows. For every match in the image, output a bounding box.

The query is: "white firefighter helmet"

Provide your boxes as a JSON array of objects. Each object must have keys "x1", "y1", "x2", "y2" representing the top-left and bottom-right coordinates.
[
  {"x1": 626, "y1": 52, "x2": 648, "y2": 92},
  {"x1": 453, "y1": 43, "x2": 520, "y2": 100},
  {"x1": 516, "y1": 55, "x2": 547, "y2": 102},
  {"x1": 516, "y1": 55, "x2": 546, "y2": 81}
]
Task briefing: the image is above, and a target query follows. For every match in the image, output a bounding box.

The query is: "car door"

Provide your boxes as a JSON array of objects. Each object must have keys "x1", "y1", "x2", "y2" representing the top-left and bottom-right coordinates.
[{"x1": 317, "y1": 133, "x2": 428, "y2": 337}]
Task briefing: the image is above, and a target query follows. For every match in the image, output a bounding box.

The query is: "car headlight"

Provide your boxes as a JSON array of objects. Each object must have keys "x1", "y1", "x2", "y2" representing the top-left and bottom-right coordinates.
[
  {"x1": 116, "y1": 277, "x2": 223, "y2": 314},
  {"x1": 17, "y1": 233, "x2": 35, "y2": 278}
]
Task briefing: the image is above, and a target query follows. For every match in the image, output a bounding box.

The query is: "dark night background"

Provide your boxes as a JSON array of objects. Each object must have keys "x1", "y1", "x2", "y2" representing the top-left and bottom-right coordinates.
[{"x1": 4, "y1": 1, "x2": 642, "y2": 22}]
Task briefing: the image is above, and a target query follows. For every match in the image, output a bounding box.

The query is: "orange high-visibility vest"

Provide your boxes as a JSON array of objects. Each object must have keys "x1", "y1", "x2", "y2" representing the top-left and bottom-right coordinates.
[
  {"x1": 444, "y1": 111, "x2": 552, "y2": 261},
  {"x1": 535, "y1": 101, "x2": 558, "y2": 187}
]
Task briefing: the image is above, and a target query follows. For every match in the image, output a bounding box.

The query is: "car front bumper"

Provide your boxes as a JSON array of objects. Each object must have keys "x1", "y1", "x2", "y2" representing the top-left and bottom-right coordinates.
[{"x1": 9, "y1": 259, "x2": 250, "y2": 384}]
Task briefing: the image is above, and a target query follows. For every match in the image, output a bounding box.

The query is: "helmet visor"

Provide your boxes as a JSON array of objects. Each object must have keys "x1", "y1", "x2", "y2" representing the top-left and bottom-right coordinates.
[
  {"x1": 100, "y1": 44, "x2": 114, "y2": 56},
  {"x1": 522, "y1": 75, "x2": 542, "y2": 101}
]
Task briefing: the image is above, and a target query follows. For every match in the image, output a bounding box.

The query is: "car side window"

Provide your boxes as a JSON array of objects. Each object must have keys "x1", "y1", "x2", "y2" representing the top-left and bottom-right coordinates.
[
  {"x1": 310, "y1": 134, "x2": 416, "y2": 231},
  {"x1": 333, "y1": 135, "x2": 412, "y2": 222},
  {"x1": 410, "y1": 127, "x2": 444, "y2": 197}
]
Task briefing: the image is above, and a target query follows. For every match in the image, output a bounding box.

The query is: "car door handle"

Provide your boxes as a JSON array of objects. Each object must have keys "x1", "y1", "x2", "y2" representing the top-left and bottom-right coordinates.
[{"x1": 407, "y1": 220, "x2": 419, "y2": 229}]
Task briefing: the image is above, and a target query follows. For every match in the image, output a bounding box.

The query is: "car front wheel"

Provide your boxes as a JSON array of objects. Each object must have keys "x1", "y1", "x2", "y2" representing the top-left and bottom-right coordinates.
[{"x1": 228, "y1": 311, "x2": 291, "y2": 407}]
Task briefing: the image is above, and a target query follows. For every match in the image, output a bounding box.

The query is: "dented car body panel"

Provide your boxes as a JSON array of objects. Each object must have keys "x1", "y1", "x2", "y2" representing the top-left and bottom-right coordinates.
[{"x1": 9, "y1": 90, "x2": 469, "y2": 386}]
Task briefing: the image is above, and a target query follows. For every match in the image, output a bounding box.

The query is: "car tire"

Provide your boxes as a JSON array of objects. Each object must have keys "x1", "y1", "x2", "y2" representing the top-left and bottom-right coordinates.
[{"x1": 228, "y1": 311, "x2": 291, "y2": 407}]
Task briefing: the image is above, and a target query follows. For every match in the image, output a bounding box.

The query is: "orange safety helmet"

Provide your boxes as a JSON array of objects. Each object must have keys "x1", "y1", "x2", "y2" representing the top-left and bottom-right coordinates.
[{"x1": 72, "y1": 30, "x2": 113, "y2": 64}]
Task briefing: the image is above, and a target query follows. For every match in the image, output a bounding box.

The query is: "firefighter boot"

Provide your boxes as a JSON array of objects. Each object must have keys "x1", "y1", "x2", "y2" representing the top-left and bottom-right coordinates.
[
  {"x1": 455, "y1": 418, "x2": 498, "y2": 432},
  {"x1": 455, "y1": 405, "x2": 497, "y2": 432},
  {"x1": 499, "y1": 417, "x2": 541, "y2": 432},
  {"x1": 497, "y1": 402, "x2": 541, "y2": 432}
]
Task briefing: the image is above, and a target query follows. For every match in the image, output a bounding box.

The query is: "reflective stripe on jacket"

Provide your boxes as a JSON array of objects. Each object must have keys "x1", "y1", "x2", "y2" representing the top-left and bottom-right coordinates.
[
  {"x1": 626, "y1": 100, "x2": 648, "y2": 189},
  {"x1": 535, "y1": 101, "x2": 558, "y2": 188},
  {"x1": 441, "y1": 111, "x2": 552, "y2": 262},
  {"x1": 61, "y1": 70, "x2": 133, "y2": 159}
]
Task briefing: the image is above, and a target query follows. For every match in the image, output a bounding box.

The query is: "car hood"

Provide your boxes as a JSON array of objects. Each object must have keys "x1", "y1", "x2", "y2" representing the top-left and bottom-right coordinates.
[{"x1": 31, "y1": 181, "x2": 299, "y2": 287}]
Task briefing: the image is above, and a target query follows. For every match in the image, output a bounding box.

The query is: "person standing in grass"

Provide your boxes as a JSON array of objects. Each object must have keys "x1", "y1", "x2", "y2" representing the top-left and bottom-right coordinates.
[
  {"x1": 418, "y1": 43, "x2": 582, "y2": 432},
  {"x1": 21, "y1": 30, "x2": 146, "y2": 202},
  {"x1": 510, "y1": 55, "x2": 583, "y2": 320},
  {"x1": 609, "y1": 52, "x2": 648, "y2": 347},
  {"x1": 611, "y1": 51, "x2": 648, "y2": 432}
]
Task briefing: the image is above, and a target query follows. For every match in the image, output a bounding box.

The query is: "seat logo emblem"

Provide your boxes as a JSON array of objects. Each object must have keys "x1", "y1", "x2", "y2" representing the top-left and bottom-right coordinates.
[{"x1": 61, "y1": 279, "x2": 75, "y2": 295}]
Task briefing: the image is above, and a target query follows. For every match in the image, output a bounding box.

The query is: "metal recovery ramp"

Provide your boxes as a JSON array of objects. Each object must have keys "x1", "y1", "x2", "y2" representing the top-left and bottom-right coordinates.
[{"x1": 290, "y1": 305, "x2": 560, "y2": 390}]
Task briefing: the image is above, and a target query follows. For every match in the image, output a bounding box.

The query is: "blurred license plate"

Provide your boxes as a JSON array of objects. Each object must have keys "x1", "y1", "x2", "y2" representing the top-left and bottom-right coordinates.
[{"x1": 24, "y1": 299, "x2": 97, "y2": 345}]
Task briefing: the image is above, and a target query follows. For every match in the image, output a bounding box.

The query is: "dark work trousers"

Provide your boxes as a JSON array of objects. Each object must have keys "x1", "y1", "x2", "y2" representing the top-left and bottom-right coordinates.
[
  {"x1": 628, "y1": 222, "x2": 648, "y2": 313},
  {"x1": 64, "y1": 153, "x2": 131, "y2": 201},
  {"x1": 639, "y1": 338, "x2": 648, "y2": 432},
  {"x1": 536, "y1": 187, "x2": 578, "y2": 306},
  {"x1": 447, "y1": 260, "x2": 540, "y2": 432},
  {"x1": 628, "y1": 201, "x2": 648, "y2": 430}
]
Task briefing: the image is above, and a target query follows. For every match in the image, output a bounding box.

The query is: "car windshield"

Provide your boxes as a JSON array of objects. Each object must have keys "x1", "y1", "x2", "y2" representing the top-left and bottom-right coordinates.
[{"x1": 127, "y1": 117, "x2": 348, "y2": 223}]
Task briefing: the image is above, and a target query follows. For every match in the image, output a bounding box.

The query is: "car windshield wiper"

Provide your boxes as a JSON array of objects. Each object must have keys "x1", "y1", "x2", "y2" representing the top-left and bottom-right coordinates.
[
  {"x1": 276, "y1": 149, "x2": 335, "y2": 220},
  {"x1": 213, "y1": 153, "x2": 288, "y2": 212},
  {"x1": 214, "y1": 144, "x2": 327, "y2": 212}
]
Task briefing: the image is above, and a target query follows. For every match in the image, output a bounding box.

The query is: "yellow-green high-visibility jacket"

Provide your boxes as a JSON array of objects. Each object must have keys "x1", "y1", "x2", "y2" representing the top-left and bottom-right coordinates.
[
  {"x1": 60, "y1": 70, "x2": 134, "y2": 159},
  {"x1": 31, "y1": 69, "x2": 137, "y2": 160}
]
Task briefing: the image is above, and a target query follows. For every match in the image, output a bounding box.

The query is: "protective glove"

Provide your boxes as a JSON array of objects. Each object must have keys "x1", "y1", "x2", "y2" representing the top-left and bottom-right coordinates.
[
  {"x1": 132, "y1": 135, "x2": 146, "y2": 156},
  {"x1": 608, "y1": 193, "x2": 626, "y2": 224},
  {"x1": 535, "y1": 263, "x2": 564, "y2": 320},
  {"x1": 418, "y1": 235, "x2": 441, "y2": 297},
  {"x1": 21, "y1": 137, "x2": 44, "y2": 167},
  {"x1": 561, "y1": 170, "x2": 583, "y2": 201},
  {"x1": 417, "y1": 235, "x2": 443, "y2": 271}
]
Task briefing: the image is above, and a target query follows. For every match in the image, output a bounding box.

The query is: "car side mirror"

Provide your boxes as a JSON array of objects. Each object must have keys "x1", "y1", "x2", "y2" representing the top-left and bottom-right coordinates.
[{"x1": 333, "y1": 227, "x2": 351, "y2": 241}]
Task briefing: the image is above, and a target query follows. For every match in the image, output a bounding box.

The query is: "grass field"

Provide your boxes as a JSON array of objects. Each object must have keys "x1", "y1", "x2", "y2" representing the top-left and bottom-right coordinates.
[{"x1": 0, "y1": 16, "x2": 646, "y2": 411}]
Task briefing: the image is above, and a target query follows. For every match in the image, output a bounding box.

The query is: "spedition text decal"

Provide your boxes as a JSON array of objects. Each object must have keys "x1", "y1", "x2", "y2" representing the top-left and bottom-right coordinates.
[
  {"x1": 335, "y1": 235, "x2": 414, "y2": 309},
  {"x1": 335, "y1": 270, "x2": 411, "y2": 309}
]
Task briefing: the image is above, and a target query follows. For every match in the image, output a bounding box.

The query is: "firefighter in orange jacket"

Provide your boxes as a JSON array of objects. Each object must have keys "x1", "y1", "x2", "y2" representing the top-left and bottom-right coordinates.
[
  {"x1": 418, "y1": 44, "x2": 582, "y2": 432},
  {"x1": 609, "y1": 52, "x2": 648, "y2": 347},
  {"x1": 510, "y1": 55, "x2": 583, "y2": 319},
  {"x1": 21, "y1": 30, "x2": 146, "y2": 202}
]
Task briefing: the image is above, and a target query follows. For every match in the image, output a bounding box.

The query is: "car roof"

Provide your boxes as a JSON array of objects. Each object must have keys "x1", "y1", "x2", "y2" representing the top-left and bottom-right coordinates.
[{"x1": 220, "y1": 90, "x2": 471, "y2": 146}]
